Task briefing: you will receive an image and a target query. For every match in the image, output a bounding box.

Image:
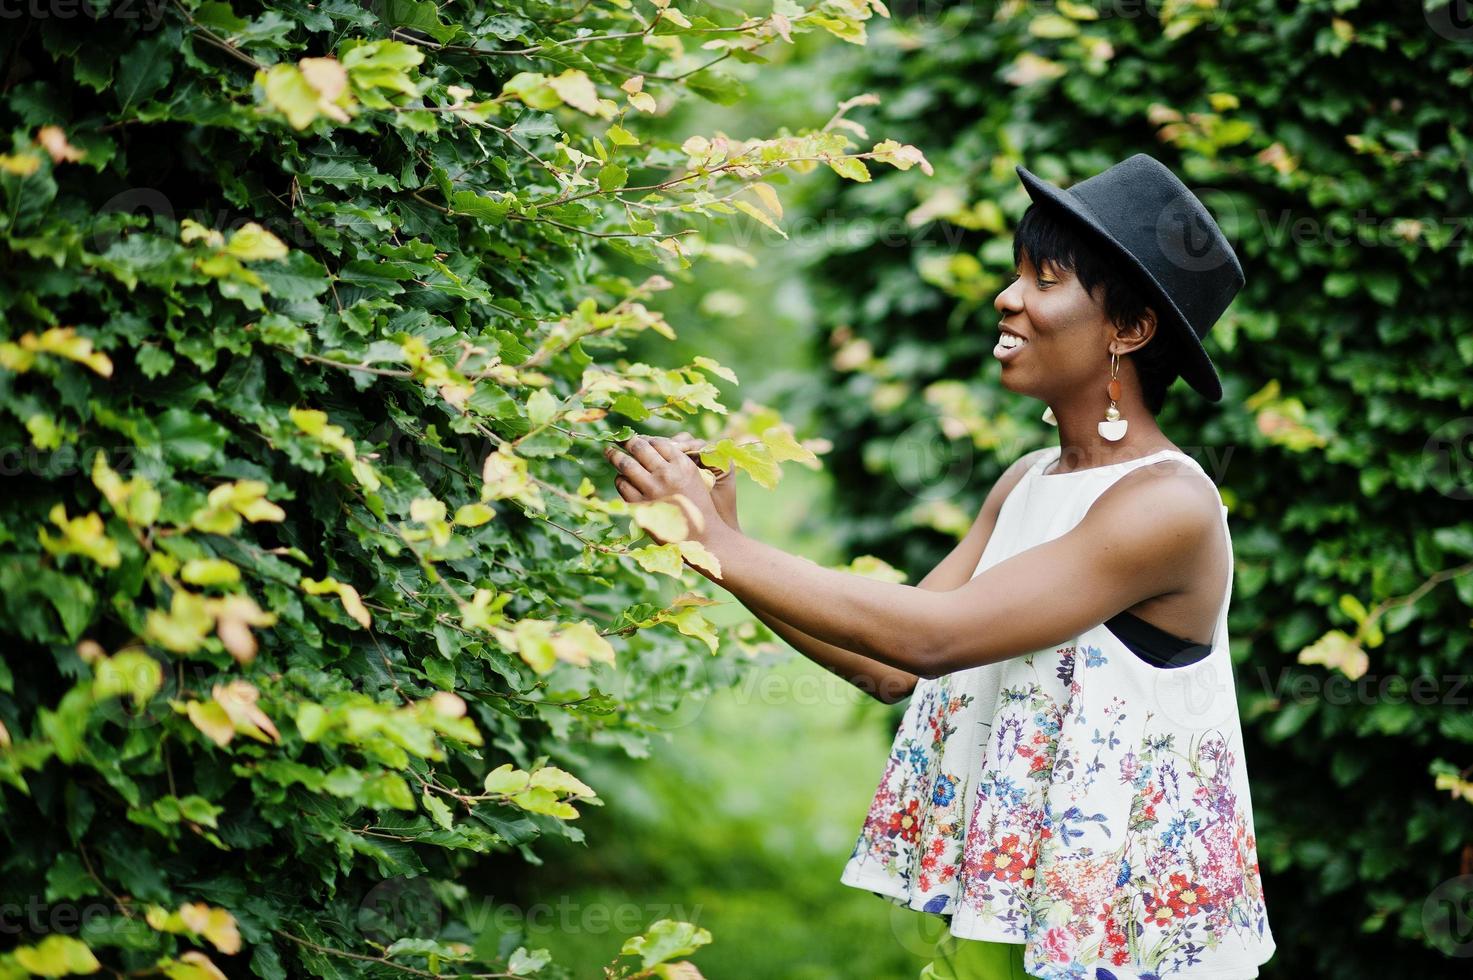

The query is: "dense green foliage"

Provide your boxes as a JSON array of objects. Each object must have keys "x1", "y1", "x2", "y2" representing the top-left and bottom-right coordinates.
[
  {"x1": 0, "y1": 0, "x2": 932, "y2": 976},
  {"x1": 804, "y1": 1, "x2": 1473, "y2": 976}
]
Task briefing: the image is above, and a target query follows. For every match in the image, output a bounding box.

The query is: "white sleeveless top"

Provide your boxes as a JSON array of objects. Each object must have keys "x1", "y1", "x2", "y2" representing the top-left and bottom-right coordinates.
[{"x1": 841, "y1": 447, "x2": 1276, "y2": 980}]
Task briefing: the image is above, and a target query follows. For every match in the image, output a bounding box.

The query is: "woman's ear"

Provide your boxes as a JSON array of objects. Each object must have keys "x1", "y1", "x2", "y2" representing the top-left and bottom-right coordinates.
[{"x1": 1116, "y1": 307, "x2": 1158, "y2": 355}]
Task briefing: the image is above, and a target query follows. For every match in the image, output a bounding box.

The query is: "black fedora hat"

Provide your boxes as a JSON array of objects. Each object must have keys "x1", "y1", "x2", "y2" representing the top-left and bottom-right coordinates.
[{"x1": 1014, "y1": 153, "x2": 1244, "y2": 403}]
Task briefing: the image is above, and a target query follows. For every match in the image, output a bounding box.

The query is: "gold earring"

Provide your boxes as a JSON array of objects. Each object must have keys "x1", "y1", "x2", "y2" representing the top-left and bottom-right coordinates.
[
  {"x1": 1098, "y1": 351, "x2": 1128, "y2": 442},
  {"x1": 1041, "y1": 405, "x2": 1057, "y2": 426}
]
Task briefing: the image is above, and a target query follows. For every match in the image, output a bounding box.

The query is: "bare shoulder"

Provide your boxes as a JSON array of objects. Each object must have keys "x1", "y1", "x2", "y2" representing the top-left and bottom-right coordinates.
[{"x1": 1086, "y1": 456, "x2": 1224, "y2": 547}]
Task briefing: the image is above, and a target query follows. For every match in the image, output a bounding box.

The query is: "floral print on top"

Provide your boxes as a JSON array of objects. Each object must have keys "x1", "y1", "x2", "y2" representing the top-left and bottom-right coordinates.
[{"x1": 840, "y1": 448, "x2": 1276, "y2": 980}]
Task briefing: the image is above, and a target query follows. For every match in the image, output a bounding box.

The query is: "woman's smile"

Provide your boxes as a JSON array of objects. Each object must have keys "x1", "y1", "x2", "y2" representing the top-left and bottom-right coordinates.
[{"x1": 994, "y1": 328, "x2": 1029, "y2": 361}]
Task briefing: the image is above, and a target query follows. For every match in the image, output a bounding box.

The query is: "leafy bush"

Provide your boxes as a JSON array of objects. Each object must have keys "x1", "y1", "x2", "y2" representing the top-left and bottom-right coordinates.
[
  {"x1": 804, "y1": 3, "x2": 1473, "y2": 977},
  {"x1": 0, "y1": 0, "x2": 928, "y2": 976}
]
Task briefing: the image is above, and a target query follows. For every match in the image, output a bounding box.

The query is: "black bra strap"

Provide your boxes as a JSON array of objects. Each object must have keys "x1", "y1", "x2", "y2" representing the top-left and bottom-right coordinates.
[{"x1": 1104, "y1": 610, "x2": 1212, "y2": 669}]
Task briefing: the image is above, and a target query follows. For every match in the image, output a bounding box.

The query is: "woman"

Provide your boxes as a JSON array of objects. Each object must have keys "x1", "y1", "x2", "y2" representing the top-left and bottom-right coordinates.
[{"x1": 603, "y1": 154, "x2": 1276, "y2": 980}]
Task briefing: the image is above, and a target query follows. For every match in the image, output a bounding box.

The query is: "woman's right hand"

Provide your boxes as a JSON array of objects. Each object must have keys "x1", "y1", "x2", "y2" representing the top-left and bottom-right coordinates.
[{"x1": 669, "y1": 431, "x2": 739, "y2": 531}]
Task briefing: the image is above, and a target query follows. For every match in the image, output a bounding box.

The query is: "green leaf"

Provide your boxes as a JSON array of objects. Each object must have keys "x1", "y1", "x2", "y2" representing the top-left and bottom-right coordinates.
[
  {"x1": 620, "y1": 920, "x2": 712, "y2": 969},
  {"x1": 597, "y1": 162, "x2": 628, "y2": 191},
  {"x1": 116, "y1": 36, "x2": 173, "y2": 113},
  {"x1": 156, "y1": 409, "x2": 229, "y2": 466}
]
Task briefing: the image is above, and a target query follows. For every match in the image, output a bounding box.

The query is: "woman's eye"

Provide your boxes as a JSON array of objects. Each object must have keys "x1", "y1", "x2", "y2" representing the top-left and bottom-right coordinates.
[{"x1": 1036, "y1": 277, "x2": 1055, "y2": 288}]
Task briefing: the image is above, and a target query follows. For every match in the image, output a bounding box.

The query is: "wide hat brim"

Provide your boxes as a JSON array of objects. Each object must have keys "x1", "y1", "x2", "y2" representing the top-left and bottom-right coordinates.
[{"x1": 1015, "y1": 163, "x2": 1228, "y2": 403}]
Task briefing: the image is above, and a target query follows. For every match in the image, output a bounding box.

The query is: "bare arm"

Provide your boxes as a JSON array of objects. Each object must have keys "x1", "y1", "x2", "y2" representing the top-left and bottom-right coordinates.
[
  {"x1": 715, "y1": 448, "x2": 1051, "y2": 704},
  {"x1": 680, "y1": 459, "x2": 1223, "y2": 679}
]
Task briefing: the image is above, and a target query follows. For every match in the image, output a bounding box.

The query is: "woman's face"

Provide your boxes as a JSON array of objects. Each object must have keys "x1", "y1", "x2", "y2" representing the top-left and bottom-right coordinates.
[{"x1": 991, "y1": 250, "x2": 1119, "y2": 401}]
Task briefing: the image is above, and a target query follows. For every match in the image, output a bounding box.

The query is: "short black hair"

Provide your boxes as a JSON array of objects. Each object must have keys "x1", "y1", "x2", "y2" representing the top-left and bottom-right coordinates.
[{"x1": 1012, "y1": 201, "x2": 1178, "y2": 414}]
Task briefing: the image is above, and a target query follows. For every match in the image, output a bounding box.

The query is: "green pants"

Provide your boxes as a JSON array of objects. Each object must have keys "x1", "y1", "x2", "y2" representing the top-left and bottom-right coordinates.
[{"x1": 918, "y1": 935, "x2": 1043, "y2": 980}]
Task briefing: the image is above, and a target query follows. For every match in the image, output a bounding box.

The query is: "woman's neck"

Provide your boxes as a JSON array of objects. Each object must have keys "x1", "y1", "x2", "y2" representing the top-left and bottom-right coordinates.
[{"x1": 1046, "y1": 401, "x2": 1173, "y2": 473}]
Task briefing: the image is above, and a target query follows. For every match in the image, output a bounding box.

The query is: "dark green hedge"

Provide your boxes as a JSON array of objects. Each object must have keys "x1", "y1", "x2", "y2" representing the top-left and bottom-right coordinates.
[{"x1": 805, "y1": 2, "x2": 1473, "y2": 977}]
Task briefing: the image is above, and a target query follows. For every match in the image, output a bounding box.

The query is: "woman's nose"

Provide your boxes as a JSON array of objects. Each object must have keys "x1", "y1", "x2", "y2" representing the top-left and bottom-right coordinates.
[{"x1": 994, "y1": 275, "x2": 1023, "y2": 315}]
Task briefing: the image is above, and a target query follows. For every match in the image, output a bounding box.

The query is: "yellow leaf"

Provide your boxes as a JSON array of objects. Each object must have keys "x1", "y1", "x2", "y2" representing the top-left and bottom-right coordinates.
[
  {"x1": 677, "y1": 539, "x2": 722, "y2": 578},
  {"x1": 208, "y1": 593, "x2": 276, "y2": 664},
  {"x1": 529, "y1": 765, "x2": 597, "y2": 797},
  {"x1": 38, "y1": 504, "x2": 121, "y2": 568},
  {"x1": 92, "y1": 649, "x2": 163, "y2": 706},
  {"x1": 484, "y1": 762, "x2": 531, "y2": 795},
  {"x1": 548, "y1": 69, "x2": 605, "y2": 117},
  {"x1": 629, "y1": 543, "x2": 686, "y2": 578},
  {"x1": 12, "y1": 935, "x2": 101, "y2": 976},
  {"x1": 180, "y1": 218, "x2": 225, "y2": 247},
  {"x1": 225, "y1": 222, "x2": 288, "y2": 262},
  {"x1": 632, "y1": 499, "x2": 692, "y2": 543},
  {"x1": 749, "y1": 182, "x2": 783, "y2": 220},
  {"x1": 147, "y1": 903, "x2": 242, "y2": 956},
  {"x1": 410, "y1": 497, "x2": 447, "y2": 523},
  {"x1": 1004, "y1": 52, "x2": 1067, "y2": 86},
  {"x1": 160, "y1": 950, "x2": 228, "y2": 980},
  {"x1": 187, "y1": 904, "x2": 242, "y2": 954},
  {"x1": 299, "y1": 56, "x2": 354, "y2": 122},
  {"x1": 301, "y1": 577, "x2": 372, "y2": 629},
  {"x1": 760, "y1": 424, "x2": 820, "y2": 466},
  {"x1": 692, "y1": 355, "x2": 738, "y2": 384},
  {"x1": 146, "y1": 590, "x2": 215, "y2": 653},
  {"x1": 187, "y1": 700, "x2": 235, "y2": 747},
  {"x1": 212, "y1": 680, "x2": 281, "y2": 743},
  {"x1": 16, "y1": 327, "x2": 113, "y2": 377},
  {"x1": 0, "y1": 151, "x2": 42, "y2": 176},
  {"x1": 837, "y1": 554, "x2": 909, "y2": 583},
  {"x1": 181, "y1": 558, "x2": 241, "y2": 587},
  {"x1": 258, "y1": 63, "x2": 322, "y2": 130},
  {"x1": 453, "y1": 503, "x2": 496, "y2": 526},
  {"x1": 549, "y1": 620, "x2": 617, "y2": 668},
  {"x1": 1297, "y1": 629, "x2": 1368, "y2": 680},
  {"x1": 510, "y1": 619, "x2": 560, "y2": 673},
  {"x1": 732, "y1": 199, "x2": 786, "y2": 238},
  {"x1": 666, "y1": 606, "x2": 719, "y2": 655},
  {"x1": 870, "y1": 139, "x2": 934, "y2": 177},
  {"x1": 1029, "y1": 13, "x2": 1080, "y2": 38},
  {"x1": 481, "y1": 443, "x2": 545, "y2": 511},
  {"x1": 1057, "y1": 0, "x2": 1100, "y2": 18}
]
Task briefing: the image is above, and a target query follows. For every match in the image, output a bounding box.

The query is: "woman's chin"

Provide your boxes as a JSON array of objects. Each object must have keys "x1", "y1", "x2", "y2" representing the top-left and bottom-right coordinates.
[{"x1": 994, "y1": 366, "x2": 1027, "y2": 394}]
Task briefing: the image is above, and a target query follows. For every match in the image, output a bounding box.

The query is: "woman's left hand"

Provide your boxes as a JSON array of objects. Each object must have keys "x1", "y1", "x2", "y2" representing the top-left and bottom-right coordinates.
[{"x1": 603, "y1": 434, "x2": 723, "y2": 545}]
